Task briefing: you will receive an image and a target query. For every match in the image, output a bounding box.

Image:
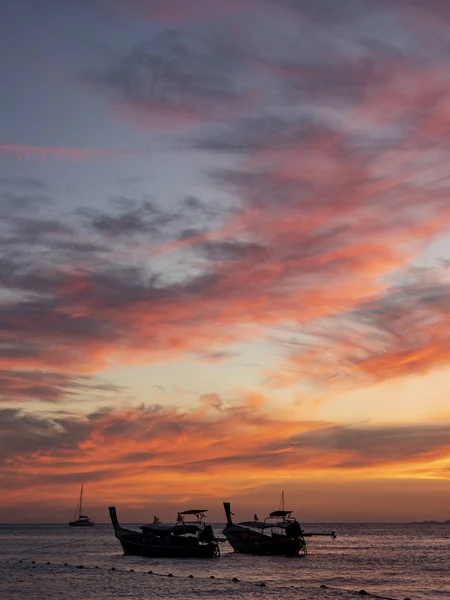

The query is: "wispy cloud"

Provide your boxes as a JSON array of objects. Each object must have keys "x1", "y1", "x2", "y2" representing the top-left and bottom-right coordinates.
[
  {"x1": 269, "y1": 268, "x2": 450, "y2": 388},
  {"x1": 1, "y1": 400, "x2": 449, "y2": 510},
  {"x1": 0, "y1": 144, "x2": 148, "y2": 162},
  {"x1": 83, "y1": 29, "x2": 258, "y2": 131},
  {"x1": 0, "y1": 369, "x2": 121, "y2": 403},
  {"x1": 1, "y1": 170, "x2": 450, "y2": 385}
]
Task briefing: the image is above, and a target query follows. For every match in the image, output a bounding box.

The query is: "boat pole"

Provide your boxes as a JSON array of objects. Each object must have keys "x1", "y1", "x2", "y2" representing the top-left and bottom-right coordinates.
[{"x1": 79, "y1": 484, "x2": 84, "y2": 519}]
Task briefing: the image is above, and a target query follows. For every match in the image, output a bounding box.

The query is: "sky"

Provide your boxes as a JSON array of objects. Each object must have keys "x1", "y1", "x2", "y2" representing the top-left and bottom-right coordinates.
[{"x1": 1, "y1": 0, "x2": 450, "y2": 524}]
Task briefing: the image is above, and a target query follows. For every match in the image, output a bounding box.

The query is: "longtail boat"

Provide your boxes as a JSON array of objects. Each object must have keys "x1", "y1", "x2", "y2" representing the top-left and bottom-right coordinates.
[
  {"x1": 109, "y1": 506, "x2": 219, "y2": 558},
  {"x1": 222, "y1": 493, "x2": 336, "y2": 556}
]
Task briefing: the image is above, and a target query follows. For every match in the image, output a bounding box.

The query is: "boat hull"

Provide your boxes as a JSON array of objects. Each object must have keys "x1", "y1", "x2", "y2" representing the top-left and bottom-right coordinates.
[
  {"x1": 118, "y1": 537, "x2": 218, "y2": 558},
  {"x1": 69, "y1": 520, "x2": 95, "y2": 527},
  {"x1": 70, "y1": 485, "x2": 94, "y2": 526},
  {"x1": 223, "y1": 525, "x2": 302, "y2": 556}
]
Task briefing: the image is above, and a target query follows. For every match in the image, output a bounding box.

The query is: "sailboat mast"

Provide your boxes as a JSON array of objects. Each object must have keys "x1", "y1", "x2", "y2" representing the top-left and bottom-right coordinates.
[
  {"x1": 79, "y1": 484, "x2": 83, "y2": 519},
  {"x1": 281, "y1": 490, "x2": 284, "y2": 511}
]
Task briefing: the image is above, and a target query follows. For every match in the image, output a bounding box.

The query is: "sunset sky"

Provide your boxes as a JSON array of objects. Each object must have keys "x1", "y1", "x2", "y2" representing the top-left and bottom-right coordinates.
[{"x1": 1, "y1": 0, "x2": 450, "y2": 524}]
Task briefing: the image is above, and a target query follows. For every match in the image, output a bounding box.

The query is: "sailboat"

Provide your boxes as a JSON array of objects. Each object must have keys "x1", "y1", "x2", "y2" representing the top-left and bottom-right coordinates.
[
  {"x1": 222, "y1": 491, "x2": 336, "y2": 556},
  {"x1": 69, "y1": 484, "x2": 95, "y2": 527}
]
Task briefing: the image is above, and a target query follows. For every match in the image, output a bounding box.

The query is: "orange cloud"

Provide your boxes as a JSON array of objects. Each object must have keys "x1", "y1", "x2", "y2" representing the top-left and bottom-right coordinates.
[
  {"x1": 1, "y1": 399, "x2": 449, "y2": 520},
  {"x1": 269, "y1": 269, "x2": 450, "y2": 388}
]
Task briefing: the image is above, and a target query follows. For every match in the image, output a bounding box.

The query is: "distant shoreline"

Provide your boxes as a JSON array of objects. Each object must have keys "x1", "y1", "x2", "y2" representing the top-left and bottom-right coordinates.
[{"x1": 410, "y1": 519, "x2": 450, "y2": 524}]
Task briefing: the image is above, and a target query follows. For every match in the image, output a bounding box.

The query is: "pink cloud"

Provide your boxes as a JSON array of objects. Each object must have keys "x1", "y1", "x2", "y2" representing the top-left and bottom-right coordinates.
[
  {"x1": 3, "y1": 6, "x2": 450, "y2": 387},
  {"x1": 268, "y1": 269, "x2": 450, "y2": 388}
]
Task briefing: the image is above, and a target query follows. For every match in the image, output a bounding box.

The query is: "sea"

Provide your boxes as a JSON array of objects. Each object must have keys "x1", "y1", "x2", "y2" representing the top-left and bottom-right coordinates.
[{"x1": 0, "y1": 523, "x2": 448, "y2": 600}]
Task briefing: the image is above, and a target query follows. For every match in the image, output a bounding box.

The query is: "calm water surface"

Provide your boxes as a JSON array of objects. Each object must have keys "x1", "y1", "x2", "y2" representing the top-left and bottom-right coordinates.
[{"x1": 0, "y1": 523, "x2": 448, "y2": 600}]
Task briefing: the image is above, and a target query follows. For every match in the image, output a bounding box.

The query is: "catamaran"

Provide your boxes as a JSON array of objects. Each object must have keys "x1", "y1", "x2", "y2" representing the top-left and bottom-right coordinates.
[{"x1": 69, "y1": 484, "x2": 95, "y2": 527}]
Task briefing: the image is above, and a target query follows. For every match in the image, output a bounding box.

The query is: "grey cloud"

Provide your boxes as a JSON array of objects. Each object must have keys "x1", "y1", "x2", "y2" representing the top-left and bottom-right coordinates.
[
  {"x1": 278, "y1": 0, "x2": 378, "y2": 22},
  {"x1": 8, "y1": 217, "x2": 72, "y2": 239},
  {"x1": 175, "y1": 451, "x2": 291, "y2": 472},
  {"x1": 0, "y1": 369, "x2": 121, "y2": 404},
  {"x1": 0, "y1": 191, "x2": 54, "y2": 213},
  {"x1": 76, "y1": 196, "x2": 225, "y2": 242},
  {"x1": 183, "y1": 196, "x2": 206, "y2": 210},
  {"x1": 83, "y1": 29, "x2": 247, "y2": 122},
  {"x1": 35, "y1": 470, "x2": 123, "y2": 484},
  {"x1": 88, "y1": 200, "x2": 175, "y2": 237},
  {"x1": 122, "y1": 451, "x2": 157, "y2": 463},
  {"x1": 285, "y1": 424, "x2": 450, "y2": 467},
  {"x1": 198, "y1": 240, "x2": 266, "y2": 262},
  {"x1": 0, "y1": 408, "x2": 91, "y2": 462},
  {"x1": 0, "y1": 404, "x2": 156, "y2": 467},
  {"x1": 0, "y1": 246, "x2": 224, "y2": 371},
  {"x1": 380, "y1": 0, "x2": 450, "y2": 20},
  {"x1": 0, "y1": 467, "x2": 124, "y2": 489},
  {"x1": 114, "y1": 176, "x2": 142, "y2": 187},
  {"x1": 0, "y1": 176, "x2": 50, "y2": 191},
  {"x1": 194, "y1": 116, "x2": 309, "y2": 154}
]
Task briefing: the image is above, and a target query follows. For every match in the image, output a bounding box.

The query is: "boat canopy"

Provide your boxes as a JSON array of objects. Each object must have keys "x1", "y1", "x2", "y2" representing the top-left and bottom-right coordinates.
[
  {"x1": 178, "y1": 509, "x2": 208, "y2": 515},
  {"x1": 269, "y1": 510, "x2": 293, "y2": 517}
]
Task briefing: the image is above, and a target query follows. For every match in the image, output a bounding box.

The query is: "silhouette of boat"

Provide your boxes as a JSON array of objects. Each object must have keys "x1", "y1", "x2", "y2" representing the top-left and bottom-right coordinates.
[
  {"x1": 69, "y1": 484, "x2": 94, "y2": 527},
  {"x1": 222, "y1": 492, "x2": 336, "y2": 556},
  {"x1": 109, "y1": 506, "x2": 219, "y2": 558}
]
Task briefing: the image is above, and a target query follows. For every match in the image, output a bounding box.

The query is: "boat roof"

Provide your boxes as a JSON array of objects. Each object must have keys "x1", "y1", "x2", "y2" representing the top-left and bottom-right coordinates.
[
  {"x1": 269, "y1": 510, "x2": 293, "y2": 517},
  {"x1": 178, "y1": 509, "x2": 208, "y2": 515}
]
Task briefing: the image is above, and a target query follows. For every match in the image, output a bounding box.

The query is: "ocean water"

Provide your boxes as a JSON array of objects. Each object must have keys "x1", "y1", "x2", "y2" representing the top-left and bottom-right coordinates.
[{"x1": 0, "y1": 523, "x2": 448, "y2": 600}]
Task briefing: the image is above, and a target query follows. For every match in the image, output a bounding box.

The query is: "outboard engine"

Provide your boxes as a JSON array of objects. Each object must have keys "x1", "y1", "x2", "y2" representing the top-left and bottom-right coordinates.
[
  {"x1": 200, "y1": 524, "x2": 215, "y2": 543},
  {"x1": 285, "y1": 520, "x2": 302, "y2": 539}
]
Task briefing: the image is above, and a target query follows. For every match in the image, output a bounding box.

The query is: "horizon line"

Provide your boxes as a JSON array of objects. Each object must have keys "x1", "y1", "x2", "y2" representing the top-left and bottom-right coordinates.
[{"x1": 1, "y1": 520, "x2": 448, "y2": 526}]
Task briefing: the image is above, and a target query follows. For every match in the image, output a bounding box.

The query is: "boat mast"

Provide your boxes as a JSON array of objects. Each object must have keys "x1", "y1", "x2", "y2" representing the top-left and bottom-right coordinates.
[
  {"x1": 281, "y1": 490, "x2": 284, "y2": 511},
  {"x1": 79, "y1": 484, "x2": 83, "y2": 519}
]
